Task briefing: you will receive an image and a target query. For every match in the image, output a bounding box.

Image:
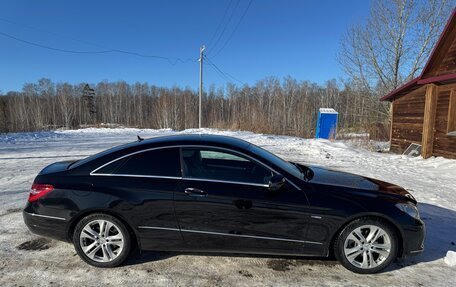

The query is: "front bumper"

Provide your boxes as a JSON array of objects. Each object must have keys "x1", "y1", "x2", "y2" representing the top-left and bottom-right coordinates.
[
  {"x1": 401, "y1": 218, "x2": 425, "y2": 257},
  {"x1": 23, "y1": 210, "x2": 70, "y2": 242}
]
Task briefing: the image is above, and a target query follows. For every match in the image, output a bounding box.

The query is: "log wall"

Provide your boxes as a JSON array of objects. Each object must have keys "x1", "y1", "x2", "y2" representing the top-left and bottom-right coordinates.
[
  {"x1": 390, "y1": 87, "x2": 426, "y2": 153},
  {"x1": 432, "y1": 84, "x2": 456, "y2": 159},
  {"x1": 390, "y1": 83, "x2": 456, "y2": 159}
]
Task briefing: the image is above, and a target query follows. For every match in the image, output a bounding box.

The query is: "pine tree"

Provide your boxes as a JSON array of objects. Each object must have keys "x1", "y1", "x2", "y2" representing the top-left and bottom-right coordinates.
[{"x1": 81, "y1": 84, "x2": 96, "y2": 125}]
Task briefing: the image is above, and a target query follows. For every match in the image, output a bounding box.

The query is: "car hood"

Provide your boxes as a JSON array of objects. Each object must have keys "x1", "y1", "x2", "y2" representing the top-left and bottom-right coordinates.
[{"x1": 302, "y1": 165, "x2": 415, "y2": 203}]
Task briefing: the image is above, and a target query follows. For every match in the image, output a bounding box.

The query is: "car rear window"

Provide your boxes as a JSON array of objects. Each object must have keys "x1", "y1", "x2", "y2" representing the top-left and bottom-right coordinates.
[{"x1": 94, "y1": 147, "x2": 181, "y2": 177}]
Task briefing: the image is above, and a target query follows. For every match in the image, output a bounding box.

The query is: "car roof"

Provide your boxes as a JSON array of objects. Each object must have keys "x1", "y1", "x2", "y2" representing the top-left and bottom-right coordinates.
[
  {"x1": 69, "y1": 134, "x2": 252, "y2": 170},
  {"x1": 137, "y1": 134, "x2": 251, "y2": 149}
]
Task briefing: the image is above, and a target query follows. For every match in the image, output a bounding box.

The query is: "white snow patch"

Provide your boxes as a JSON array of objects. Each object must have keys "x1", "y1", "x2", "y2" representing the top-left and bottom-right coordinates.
[{"x1": 444, "y1": 251, "x2": 456, "y2": 267}]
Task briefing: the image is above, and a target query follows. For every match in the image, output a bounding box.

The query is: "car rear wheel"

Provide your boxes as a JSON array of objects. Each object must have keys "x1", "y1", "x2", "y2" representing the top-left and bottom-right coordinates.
[
  {"x1": 334, "y1": 218, "x2": 398, "y2": 274},
  {"x1": 73, "y1": 213, "x2": 131, "y2": 267}
]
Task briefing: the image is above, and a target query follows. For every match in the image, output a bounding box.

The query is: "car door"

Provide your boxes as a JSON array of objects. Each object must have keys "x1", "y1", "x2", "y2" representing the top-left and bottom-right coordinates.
[
  {"x1": 173, "y1": 146, "x2": 312, "y2": 255},
  {"x1": 90, "y1": 147, "x2": 184, "y2": 251}
]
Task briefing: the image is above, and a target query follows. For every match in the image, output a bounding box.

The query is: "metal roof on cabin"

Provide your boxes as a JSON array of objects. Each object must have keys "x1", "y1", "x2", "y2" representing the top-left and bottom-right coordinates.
[{"x1": 379, "y1": 77, "x2": 420, "y2": 101}]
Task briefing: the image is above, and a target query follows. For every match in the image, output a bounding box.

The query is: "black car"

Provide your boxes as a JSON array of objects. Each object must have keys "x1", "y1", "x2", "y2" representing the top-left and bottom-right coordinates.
[{"x1": 23, "y1": 134, "x2": 424, "y2": 273}]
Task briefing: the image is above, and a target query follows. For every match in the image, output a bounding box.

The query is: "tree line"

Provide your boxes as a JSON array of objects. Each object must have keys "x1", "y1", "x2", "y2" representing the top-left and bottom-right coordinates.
[{"x1": 0, "y1": 77, "x2": 389, "y2": 139}]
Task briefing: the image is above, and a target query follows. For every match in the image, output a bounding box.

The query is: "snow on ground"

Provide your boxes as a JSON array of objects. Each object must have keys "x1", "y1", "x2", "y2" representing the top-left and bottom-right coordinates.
[{"x1": 0, "y1": 128, "x2": 455, "y2": 286}]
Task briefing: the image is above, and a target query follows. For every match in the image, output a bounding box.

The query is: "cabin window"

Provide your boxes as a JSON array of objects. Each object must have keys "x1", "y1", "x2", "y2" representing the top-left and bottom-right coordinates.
[{"x1": 448, "y1": 89, "x2": 456, "y2": 136}]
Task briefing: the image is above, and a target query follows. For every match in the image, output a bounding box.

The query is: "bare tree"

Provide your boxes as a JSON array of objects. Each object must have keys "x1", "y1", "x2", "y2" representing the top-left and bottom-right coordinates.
[
  {"x1": 56, "y1": 83, "x2": 75, "y2": 128},
  {"x1": 338, "y1": 0, "x2": 454, "y2": 96}
]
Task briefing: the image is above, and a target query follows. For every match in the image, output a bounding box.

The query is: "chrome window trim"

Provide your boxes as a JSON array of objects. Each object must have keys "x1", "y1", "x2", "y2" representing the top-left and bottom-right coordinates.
[
  {"x1": 89, "y1": 144, "x2": 301, "y2": 190},
  {"x1": 90, "y1": 173, "x2": 182, "y2": 180},
  {"x1": 25, "y1": 211, "x2": 66, "y2": 221},
  {"x1": 137, "y1": 226, "x2": 322, "y2": 245}
]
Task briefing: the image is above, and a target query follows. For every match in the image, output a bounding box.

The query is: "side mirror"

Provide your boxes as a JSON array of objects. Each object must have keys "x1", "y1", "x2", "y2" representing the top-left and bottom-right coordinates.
[
  {"x1": 268, "y1": 174, "x2": 286, "y2": 191},
  {"x1": 305, "y1": 168, "x2": 314, "y2": 181}
]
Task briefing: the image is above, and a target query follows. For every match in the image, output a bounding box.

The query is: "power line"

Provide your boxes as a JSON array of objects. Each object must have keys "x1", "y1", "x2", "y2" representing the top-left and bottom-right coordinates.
[
  {"x1": 0, "y1": 26, "x2": 197, "y2": 65},
  {"x1": 206, "y1": 61, "x2": 231, "y2": 82},
  {"x1": 206, "y1": 0, "x2": 234, "y2": 49},
  {"x1": 0, "y1": 17, "x2": 107, "y2": 50},
  {"x1": 207, "y1": 0, "x2": 240, "y2": 55},
  {"x1": 0, "y1": 31, "x2": 114, "y2": 54},
  {"x1": 204, "y1": 56, "x2": 244, "y2": 85},
  {"x1": 210, "y1": 0, "x2": 253, "y2": 59}
]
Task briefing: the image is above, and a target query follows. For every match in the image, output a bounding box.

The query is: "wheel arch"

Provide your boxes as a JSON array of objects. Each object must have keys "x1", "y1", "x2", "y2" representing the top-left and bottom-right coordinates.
[
  {"x1": 328, "y1": 212, "x2": 405, "y2": 258},
  {"x1": 67, "y1": 209, "x2": 141, "y2": 251}
]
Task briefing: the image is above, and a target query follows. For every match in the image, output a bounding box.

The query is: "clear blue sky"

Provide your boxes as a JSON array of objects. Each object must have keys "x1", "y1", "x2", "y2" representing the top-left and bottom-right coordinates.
[{"x1": 0, "y1": 0, "x2": 369, "y2": 92}]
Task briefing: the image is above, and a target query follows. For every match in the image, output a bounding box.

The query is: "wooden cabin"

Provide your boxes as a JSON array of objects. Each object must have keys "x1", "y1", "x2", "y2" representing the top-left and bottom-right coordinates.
[{"x1": 381, "y1": 9, "x2": 456, "y2": 159}]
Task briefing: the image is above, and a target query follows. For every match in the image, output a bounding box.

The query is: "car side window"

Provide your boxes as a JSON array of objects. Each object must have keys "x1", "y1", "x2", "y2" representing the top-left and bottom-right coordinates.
[
  {"x1": 200, "y1": 150, "x2": 249, "y2": 162},
  {"x1": 182, "y1": 148, "x2": 273, "y2": 184},
  {"x1": 94, "y1": 147, "x2": 181, "y2": 177}
]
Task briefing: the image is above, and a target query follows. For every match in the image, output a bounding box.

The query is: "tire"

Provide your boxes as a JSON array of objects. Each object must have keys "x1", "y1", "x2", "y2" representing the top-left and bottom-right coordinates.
[
  {"x1": 334, "y1": 217, "x2": 398, "y2": 274},
  {"x1": 73, "y1": 213, "x2": 131, "y2": 268}
]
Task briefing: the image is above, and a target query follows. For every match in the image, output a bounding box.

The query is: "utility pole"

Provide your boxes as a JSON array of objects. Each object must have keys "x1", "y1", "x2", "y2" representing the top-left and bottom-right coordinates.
[{"x1": 198, "y1": 45, "x2": 205, "y2": 129}]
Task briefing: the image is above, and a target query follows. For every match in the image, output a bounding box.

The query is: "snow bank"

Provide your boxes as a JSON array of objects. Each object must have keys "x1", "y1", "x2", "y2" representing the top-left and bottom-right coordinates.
[
  {"x1": 0, "y1": 131, "x2": 67, "y2": 144},
  {"x1": 55, "y1": 127, "x2": 173, "y2": 135}
]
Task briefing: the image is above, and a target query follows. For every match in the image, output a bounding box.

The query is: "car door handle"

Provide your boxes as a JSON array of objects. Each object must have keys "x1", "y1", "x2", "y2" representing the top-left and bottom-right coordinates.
[{"x1": 184, "y1": 188, "x2": 208, "y2": 197}]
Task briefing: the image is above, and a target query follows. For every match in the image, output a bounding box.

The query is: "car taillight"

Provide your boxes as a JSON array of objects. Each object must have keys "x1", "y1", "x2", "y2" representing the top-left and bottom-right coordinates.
[{"x1": 28, "y1": 184, "x2": 54, "y2": 202}]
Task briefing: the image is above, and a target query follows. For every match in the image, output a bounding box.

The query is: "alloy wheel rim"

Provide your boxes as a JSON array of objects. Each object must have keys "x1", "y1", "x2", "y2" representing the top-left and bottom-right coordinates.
[
  {"x1": 79, "y1": 219, "x2": 124, "y2": 263},
  {"x1": 343, "y1": 224, "x2": 391, "y2": 269}
]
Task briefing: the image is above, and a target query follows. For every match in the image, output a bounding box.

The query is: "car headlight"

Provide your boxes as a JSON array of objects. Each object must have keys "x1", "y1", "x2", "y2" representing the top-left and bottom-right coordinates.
[{"x1": 396, "y1": 203, "x2": 420, "y2": 219}]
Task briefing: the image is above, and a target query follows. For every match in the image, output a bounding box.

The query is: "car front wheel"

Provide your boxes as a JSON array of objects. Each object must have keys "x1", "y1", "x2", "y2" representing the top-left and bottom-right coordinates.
[
  {"x1": 334, "y1": 218, "x2": 398, "y2": 274},
  {"x1": 73, "y1": 213, "x2": 131, "y2": 267}
]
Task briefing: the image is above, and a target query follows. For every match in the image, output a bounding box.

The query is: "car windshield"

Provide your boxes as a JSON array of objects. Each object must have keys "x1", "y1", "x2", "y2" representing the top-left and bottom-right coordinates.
[{"x1": 248, "y1": 144, "x2": 303, "y2": 179}]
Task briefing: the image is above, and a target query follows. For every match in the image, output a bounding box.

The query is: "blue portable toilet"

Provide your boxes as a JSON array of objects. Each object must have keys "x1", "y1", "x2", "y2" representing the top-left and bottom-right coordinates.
[{"x1": 315, "y1": 108, "x2": 338, "y2": 139}]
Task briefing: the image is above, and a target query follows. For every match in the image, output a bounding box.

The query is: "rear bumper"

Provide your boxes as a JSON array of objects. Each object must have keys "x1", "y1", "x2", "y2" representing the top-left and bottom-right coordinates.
[
  {"x1": 23, "y1": 211, "x2": 70, "y2": 242},
  {"x1": 401, "y1": 218, "x2": 425, "y2": 257}
]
